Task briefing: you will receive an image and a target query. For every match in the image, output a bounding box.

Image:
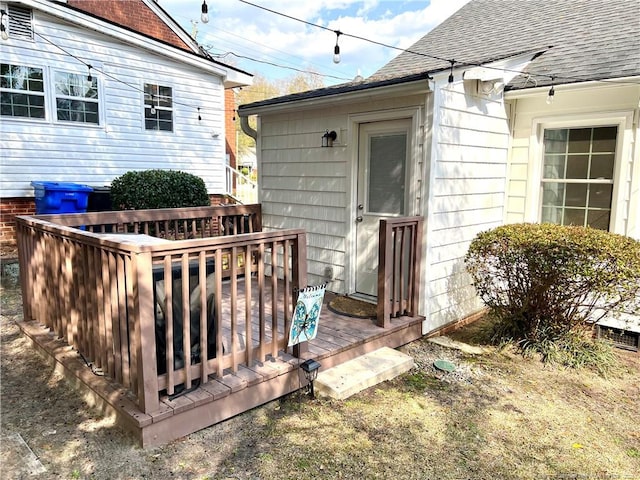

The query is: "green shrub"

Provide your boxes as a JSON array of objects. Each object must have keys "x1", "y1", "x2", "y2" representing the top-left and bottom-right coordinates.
[
  {"x1": 110, "y1": 169, "x2": 210, "y2": 210},
  {"x1": 465, "y1": 223, "x2": 640, "y2": 360}
]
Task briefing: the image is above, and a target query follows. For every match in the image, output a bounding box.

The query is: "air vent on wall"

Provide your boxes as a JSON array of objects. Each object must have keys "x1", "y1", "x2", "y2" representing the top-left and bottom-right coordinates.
[
  {"x1": 598, "y1": 325, "x2": 639, "y2": 352},
  {"x1": 8, "y1": 5, "x2": 33, "y2": 40}
]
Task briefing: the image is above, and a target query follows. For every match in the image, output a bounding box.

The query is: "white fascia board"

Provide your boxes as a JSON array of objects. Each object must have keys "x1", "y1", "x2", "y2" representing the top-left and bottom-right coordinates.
[
  {"x1": 239, "y1": 79, "x2": 430, "y2": 116},
  {"x1": 504, "y1": 77, "x2": 640, "y2": 99},
  {"x1": 21, "y1": 0, "x2": 251, "y2": 86}
]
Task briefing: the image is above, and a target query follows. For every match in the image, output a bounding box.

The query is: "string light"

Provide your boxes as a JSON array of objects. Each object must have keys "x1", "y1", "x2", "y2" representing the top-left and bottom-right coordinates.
[
  {"x1": 546, "y1": 77, "x2": 555, "y2": 104},
  {"x1": 448, "y1": 60, "x2": 455, "y2": 83},
  {"x1": 0, "y1": 9, "x2": 8, "y2": 41},
  {"x1": 333, "y1": 31, "x2": 341, "y2": 64},
  {"x1": 198, "y1": 107, "x2": 202, "y2": 121},
  {"x1": 209, "y1": 49, "x2": 351, "y2": 81},
  {"x1": 236, "y1": 0, "x2": 635, "y2": 91},
  {"x1": 201, "y1": 1, "x2": 209, "y2": 24},
  {"x1": 86, "y1": 64, "x2": 92, "y2": 83}
]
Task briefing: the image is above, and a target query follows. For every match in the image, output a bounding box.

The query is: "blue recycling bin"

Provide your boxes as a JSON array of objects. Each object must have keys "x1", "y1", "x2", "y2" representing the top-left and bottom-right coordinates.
[{"x1": 31, "y1": 181, "x2": 94, "y2": 214}]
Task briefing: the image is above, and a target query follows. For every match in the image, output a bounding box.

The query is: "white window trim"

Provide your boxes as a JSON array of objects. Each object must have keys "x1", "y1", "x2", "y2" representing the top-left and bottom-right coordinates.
[
  {"x1": 142, "y1": 81, "x2": 175, "y2": 133},
  {"x1": 0, "y1": 62, "x2": 47, "y2": 122},
  {"x1": 526, "y1": 111, "x2": 635, "y2": 235},
  {"x1": 52, "y1": 67, "x2": 103, "y2": 127}
]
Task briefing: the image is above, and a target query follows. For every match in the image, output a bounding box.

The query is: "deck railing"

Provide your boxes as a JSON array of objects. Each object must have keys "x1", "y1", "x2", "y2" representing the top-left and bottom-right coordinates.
[
  {"x1": 16, "y1": 205, "x2": 306, "y2": 414},
  {"x1": 377, "y1": 216, "x2": 424, "y2": 328}
]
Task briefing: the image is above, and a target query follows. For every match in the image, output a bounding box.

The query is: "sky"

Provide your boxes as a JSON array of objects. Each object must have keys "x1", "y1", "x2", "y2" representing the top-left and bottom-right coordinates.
[{"x1": 158, "y1": 0, "x2": 471, "y2": 86}]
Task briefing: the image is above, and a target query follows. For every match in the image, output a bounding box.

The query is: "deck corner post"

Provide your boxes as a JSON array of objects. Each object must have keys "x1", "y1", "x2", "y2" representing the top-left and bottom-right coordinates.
[
  {"x1": 377, "y1": 219, "x2": 392, "y2": 328},
  {"x1": 291, "y1": 230, "x2": 308, "y2": 358},
  {"x1": 133, "y1": 251, "x2": 160, "y2": 413},
  {"x1": 411, "y1": 218, "x2": 424, "y2": 316}
]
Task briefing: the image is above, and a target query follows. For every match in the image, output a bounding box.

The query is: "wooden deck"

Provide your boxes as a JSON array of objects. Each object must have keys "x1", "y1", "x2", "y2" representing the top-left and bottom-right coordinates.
[
  {"x1": 15, "y1": 206, "x2": 424, "y2": 447},
  {"x1": 17, "y1": 277, "x2": 423, "y2": 447}
]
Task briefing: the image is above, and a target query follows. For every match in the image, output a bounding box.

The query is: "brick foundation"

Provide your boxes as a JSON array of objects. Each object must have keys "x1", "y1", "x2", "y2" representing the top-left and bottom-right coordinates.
[
  {"x1": 1, "y1": 195, "x2": 240, "y2": 252},
  {"x1": 1, "y1": 197, "x2": 35, "y2": 251}
]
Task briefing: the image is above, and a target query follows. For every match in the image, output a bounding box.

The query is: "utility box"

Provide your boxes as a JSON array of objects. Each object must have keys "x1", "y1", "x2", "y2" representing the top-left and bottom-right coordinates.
[{"x1": 31, "y1": 181, "x2": 93, "y2": 215}]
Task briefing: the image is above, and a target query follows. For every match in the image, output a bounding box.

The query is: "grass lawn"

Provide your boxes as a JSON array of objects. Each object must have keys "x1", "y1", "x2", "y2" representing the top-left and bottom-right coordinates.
[{"x1": 1, "y1": 280, "x2": 639, "y2": 479}]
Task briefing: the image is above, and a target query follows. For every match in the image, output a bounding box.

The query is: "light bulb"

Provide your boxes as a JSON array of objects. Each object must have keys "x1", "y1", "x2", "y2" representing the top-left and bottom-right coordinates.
[
  {"x1": 201, "y1": 1, "x2": 209, "y2": 23},
  {"x1": 150, "y1": 106, "x2": 156, "y2": 115},
  {"x1": 0, "y1": 13, "x2": 8, "y2": 41},
  {"x1": 546, "y1": 85, "x2": 555, "y2": 105},
  {"x1": 333, "y1": 44, "x2": 340, "y2": 64}
]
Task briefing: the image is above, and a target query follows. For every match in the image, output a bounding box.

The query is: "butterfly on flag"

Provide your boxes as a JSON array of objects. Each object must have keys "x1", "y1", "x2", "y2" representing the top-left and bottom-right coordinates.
[{"x1": 288, "y1": 284, "x2": 326, "y2": 347}]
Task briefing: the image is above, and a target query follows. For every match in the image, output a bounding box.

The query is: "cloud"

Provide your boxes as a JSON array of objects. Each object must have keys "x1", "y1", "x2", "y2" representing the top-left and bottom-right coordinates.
[{"x1": 159, "y1": 0, "x2": 471, "y2": 83}]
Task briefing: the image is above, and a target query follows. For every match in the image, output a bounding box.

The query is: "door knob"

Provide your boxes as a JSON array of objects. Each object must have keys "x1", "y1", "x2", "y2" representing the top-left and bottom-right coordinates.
[
  {"x1": 356, "y1": 216, "x2": 363, "y2": 223},
  {"x1": 358, "y1": 204, "x2": 364, "y2": 210}
]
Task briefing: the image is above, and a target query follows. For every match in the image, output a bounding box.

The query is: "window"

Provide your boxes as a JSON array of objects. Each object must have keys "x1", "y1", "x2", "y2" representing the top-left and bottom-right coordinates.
[
  {"x1": 54, "y1": 70, "x2": 99, "y2": 124},
  {"x1": 0, "y1": 63, "x2": 45, "y2": 118},
  {"x1": 541, "y1": 126, "x2": 617, "y2": 230},
  {"x1": 144, "y1": 83, "x2": 173, "y2": 131}
]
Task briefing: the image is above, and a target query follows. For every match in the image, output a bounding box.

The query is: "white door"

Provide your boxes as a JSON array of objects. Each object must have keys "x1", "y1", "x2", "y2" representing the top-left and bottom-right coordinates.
[{"x1": 355, "y1": 119, "x2": 412, "y2": 297}]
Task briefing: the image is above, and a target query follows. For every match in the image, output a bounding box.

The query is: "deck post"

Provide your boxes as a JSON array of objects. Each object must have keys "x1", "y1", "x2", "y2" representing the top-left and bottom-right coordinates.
[
  {"x1": 133, "y1": 251, "x2": 160, "y2": 413},
  {"x1": 292, "y1": 231, "x2": 308, "y2": 358},
  {"x1": 377, "y1": 219, "x2": 392, "y2": 328}
]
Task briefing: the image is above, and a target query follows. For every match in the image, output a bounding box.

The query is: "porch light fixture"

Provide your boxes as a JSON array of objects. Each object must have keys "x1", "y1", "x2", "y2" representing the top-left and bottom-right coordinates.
[
  {"x1": 0, "y1": 10, "x2": 8, "y2": 41},
  {"x1": 333, "y1": 31, "x2": 341, "y2": 64},
  {"x1": 300, "y1": 358, "x2": 321, "y2": 398},
  {"x1": 201, "y1": 1, "x2": 209, "y2": 24},
  {"x1": 322, "y1": 130, "x2": 337, "y2": 147}
]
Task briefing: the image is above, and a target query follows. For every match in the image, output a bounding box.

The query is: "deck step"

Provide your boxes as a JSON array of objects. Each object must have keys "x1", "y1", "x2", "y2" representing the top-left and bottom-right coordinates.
[{"x1": 315, "y1": 347, "x2": 414, "y2": 400}]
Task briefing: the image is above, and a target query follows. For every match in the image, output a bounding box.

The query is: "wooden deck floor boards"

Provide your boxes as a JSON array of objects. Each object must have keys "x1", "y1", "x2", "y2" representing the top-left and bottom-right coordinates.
[{"x1": 17, "y1": 275, "x2": 424, "y2": 447}]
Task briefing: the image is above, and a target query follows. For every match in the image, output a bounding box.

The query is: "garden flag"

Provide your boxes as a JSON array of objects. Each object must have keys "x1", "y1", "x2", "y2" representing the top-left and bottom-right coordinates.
[{"x1": 288, "y1": 284, "x2": 326, "y2": 346}]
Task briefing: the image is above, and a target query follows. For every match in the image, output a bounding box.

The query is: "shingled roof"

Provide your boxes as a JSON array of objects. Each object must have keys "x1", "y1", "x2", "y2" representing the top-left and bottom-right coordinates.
[
  {"x1": 370, "y1": 0, "x2": 640, "y2": 89},
  {"x1": 240, "y1": 0, "x2": 639, "y2": 111}
]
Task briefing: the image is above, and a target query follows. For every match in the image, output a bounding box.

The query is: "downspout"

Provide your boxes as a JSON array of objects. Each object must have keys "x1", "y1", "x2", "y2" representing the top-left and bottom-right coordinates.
[{"x1": 239, "y1": 113, "x2": 257, "y2": 140}]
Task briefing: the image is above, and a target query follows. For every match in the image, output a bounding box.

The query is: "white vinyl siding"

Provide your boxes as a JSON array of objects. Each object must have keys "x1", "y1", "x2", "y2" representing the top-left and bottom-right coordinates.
[
  {"x1": 0, "y1": 9, "x2": 228, "y2": 197},
  {"x1": 423, "y1": 82, "x2": 510, "y2": 331},
  {"x1": 257, "y1": 94, "x2": 425, "y2": 291}
]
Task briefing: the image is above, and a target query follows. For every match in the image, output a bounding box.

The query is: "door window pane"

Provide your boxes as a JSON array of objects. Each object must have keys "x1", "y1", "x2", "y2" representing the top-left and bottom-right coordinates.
[{"x1": 368, "y1": 134, "x2": 406, "y2": 214}]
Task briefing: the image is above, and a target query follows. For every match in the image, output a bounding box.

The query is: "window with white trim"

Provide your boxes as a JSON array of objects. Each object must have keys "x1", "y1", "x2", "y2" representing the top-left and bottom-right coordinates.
[
  {"x1": 0, "y1": 63, "x2": 45, "y2": 118},
  {"x1": 144, "y1": 83, "x2": 173, "y2": 131},
  {"x1": 54, "y1": 70, "x2": 99, "y2": 124},
  {"x1": 541, "y1": 126, "x2": 617, "y2": 230}
]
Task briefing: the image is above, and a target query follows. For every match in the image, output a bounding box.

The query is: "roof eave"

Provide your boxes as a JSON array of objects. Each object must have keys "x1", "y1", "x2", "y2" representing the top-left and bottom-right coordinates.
[
  {"x1": 239, "y1": 73, "x2": 432, "y2": 115},
  {"x1": 22, "y1": 0, "x2": 253, "y2": 86},
  {"x1": 504, "y1": 76, "x2": 640, "y2": 99}
]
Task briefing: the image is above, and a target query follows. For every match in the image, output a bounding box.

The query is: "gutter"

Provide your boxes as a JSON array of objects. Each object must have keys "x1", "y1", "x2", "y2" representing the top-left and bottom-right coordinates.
[
  {"x1": 504, "y1": 76, "x2": 640, "y2": 99},
  {"x1": 240, "y1": 116, "x2": 257, "y2": 140}
]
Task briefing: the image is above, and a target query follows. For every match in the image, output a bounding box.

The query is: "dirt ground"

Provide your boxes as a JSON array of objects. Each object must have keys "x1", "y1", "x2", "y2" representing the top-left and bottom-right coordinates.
[{"x1": 1, "y1": 268, "x2": 639, "y2": 480}]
